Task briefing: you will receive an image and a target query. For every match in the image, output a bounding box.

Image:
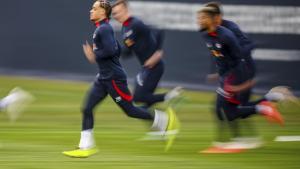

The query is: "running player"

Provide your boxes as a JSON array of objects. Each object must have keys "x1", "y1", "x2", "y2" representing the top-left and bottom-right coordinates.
[
  {"x1": 204, "y1": 1, "x2": 259, "y2": 148},
  {"x1": 203, "y1": 2, "x2": 294, "y2": 149},
  {"x1": 112, "y1": 0, "x2": 182, "y2": 109},
  {"x1": 62, "y1": 0, "x2": 179, "y2": 158},
  {"x1": 205, "y1": 1, "x2": 256, "y2": 99},
  {"x1": 197, "y1": 7, "x2": 285, "y2": 153}
]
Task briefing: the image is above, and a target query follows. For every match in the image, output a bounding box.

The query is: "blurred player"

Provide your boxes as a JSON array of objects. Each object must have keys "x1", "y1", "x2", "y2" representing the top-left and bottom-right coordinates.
[
  {"x1": 205, "y1": 2, "x2": 256, "y2": 83},
  {"x1": 112, "y1": 0, "x2": 182, "y2": 110},
  {"x1": 204, "y1": 2, "x2": 295, "y2": 103},
  {"x1": 62, "y1": 0, "x2": 179, "y2": 158},
  {"x1": 203, "y1": 2, "x2": 296, "y2": 150},
  {"x1": 0, "y1": 87, "x2": 33, "y2": 122},
  {"x1": 204, "y1": 1, "x2": 259, "y2": 148},
  {"x1": 197, "y1": 7, "x2": 286, "y2": 153}
]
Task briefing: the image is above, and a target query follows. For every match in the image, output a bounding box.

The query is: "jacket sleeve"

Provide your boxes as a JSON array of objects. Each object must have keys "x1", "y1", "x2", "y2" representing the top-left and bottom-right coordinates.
[
  {"x1": 151, "y1": 27, "x2": 165, "y2": 50},
  {"x1": 230, "y1": 24, "x2": 255, "y2": 56},
  {"x1": 120, "y1": 43, "x2": 134, "y2": 59},
  {"x1": 224, "y1": 30, "x2": 243, "y2": 61}
]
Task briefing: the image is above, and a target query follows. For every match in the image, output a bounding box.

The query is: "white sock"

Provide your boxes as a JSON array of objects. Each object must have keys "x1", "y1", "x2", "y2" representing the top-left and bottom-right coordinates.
[
  {"x1": 265, "y1": 92, "x2": 284, "y2": 102},
  {"x1": 0, "y1": 93, "x2": 19, "y2": 109},
  {"x1": 164, "y1": 87, "x2": 182, "y2": 101},
  {"x1": 151, "y1": 110, "x2": 168, "y2": 132},
  {"x1": 78, "y1": 129, "x2": 95, "y2": 149},
  {"x1": 255, "y1": 105, "x2": 272, "y2": 115}
]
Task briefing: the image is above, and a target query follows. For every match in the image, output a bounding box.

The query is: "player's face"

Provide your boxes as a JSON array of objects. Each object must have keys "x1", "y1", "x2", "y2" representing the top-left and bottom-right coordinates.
[
  {"x1": 112, "y1": 4, "x2": 127, "y2": 23},
  {"x1": 90, "y1": 1, "x2": 106, "y2": 22},
  {"x1": 214, "y1": 15, "x2": 223, "y2": 26},
  {"x1": 197, "y1": 12, "x2": 214, "y2": 30}
]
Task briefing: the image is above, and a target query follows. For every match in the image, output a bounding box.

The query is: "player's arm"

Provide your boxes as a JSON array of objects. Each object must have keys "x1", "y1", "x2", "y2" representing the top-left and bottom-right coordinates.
[
  {"x1": 83, "y1": 41, "x2": 96, "y2": 64},
  {"x1": 224, "y1": 31, "x2": 243, "y2": 61},
  {"x1": 93, "y1": 26, "x2": 118, "y2": 59},
  {"x1": 144, "y1": 50, "x2": 163, "y2": 69},
  {"x1": 152, "y1": 28, "x2": 165, "y2": 51},
  {"x1": 230, "y1": 24, "x2": 255, "y2": 56},
  {"x1": 206, "y1": 56, "x2": 219, "y2": 83},
  {"x1": 224, "y1": 79, "x2": 255, "y2": 93},
  {"x1": 223, "y1": 31, "x2": 254, "y2": 92},
  {"x1": 123, "y1": 20, "x2": 140, "y2": 49},
  {"x1": 144, "y1": 28, "x2": 165, "y2": 69},
  {"x1": 120, "y1": 43, "x2": 133, "y2": 59}
]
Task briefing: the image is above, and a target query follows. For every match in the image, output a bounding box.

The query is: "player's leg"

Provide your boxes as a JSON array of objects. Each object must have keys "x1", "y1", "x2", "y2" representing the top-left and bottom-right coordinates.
[
  {"x1": 213, "y1": 94, "x2": 230, "y2": 140},
  {"x1": 63, "y1": 80, "x2": 107, "y2": 158},
  {"x1": 236, "y1": 86, "x2": 293, "y2": 125},
  {"x1": 261, "y1": 86, "x2": 296, "y2": 103},
  {"x1": 236, "y1": 58, "x2": 263, "y2": 145},
  {"x1": 133, "y1": 63, "x2": 181, "y2": 108},
  {"x1": 133, "y1": 64, "x2": 165, "y2": 108},
  {"x1": 202, "y1": 95, "x2": 245, "y2": 153},
  {"x1": 79, "y1": 80, "x2": 108, "y2": 149},
  {"x1": 221, "y1": 97, "x2": 242, "y2": 138},
  {"x1": 238, "y1": 88, "x2": 259, "y2": 135},
  {"x1": 223, "y1": 65, "x2": 284, "y2": 125},
  {"x1": 106, "y1": 79, "x2": 180, "y2": 150},
  {"x1": 0, "y1": 87, "x2": 34, "y2": 122},
  {"x1": 108, "y1": 79, "x2": 154, "y2": 120},
  {"x1": 234, "y1": 99, "x2": 283, "y2": 125},
  {"x1": 213, "y1": 91, "x2": 283, "y2": 141}
]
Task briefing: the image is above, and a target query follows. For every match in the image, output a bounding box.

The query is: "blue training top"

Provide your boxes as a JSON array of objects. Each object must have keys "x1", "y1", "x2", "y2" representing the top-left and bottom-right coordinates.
[
  {"x1": 92, "y1": 19, "x2": 127, "y2": 80},
  {"x1": 121, "y1": 17, "x2": 164, "y2": 66},
  {"x1": 201, "y1": 26, "x2": 243, "y2": 76}
]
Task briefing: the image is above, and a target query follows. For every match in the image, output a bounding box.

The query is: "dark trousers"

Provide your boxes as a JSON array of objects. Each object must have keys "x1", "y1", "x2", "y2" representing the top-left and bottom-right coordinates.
[
  {"x1": 133, "y1": 62, "x2": 166, "y2": 108},
  {"x1": 82, "y1": 78, "x2": 154, "y2": 130},
  {"x1": 215, "y1": 62, "x2": 263, "y2": 139}
]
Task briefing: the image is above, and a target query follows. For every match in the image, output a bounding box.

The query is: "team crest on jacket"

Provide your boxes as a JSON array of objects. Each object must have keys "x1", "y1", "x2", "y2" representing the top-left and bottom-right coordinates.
[
  {"x1": 125, "y1": 30, "x2": 133, "y2": 37},
  {"x1": 216, "y1": 43, "x2": 222, "y2": 49},
  {"x1": 206, "y1": 43, "x2": 212, "y2": 48},
  {"x1": 115, "y1": 96, "x2": 122, "y2": 103}
]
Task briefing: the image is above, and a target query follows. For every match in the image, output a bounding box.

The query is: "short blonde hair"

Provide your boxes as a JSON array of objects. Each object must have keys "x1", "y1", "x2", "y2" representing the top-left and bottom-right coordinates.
[
  {"x1": 112, "y1": 0, "x2": 128, "y2": 8},
  {"x1": 97, "y1": 0, "x2": 112, "y2": 18},
  {"x1": 197, "y1": 6, "x2": 219, "y2": 17}
]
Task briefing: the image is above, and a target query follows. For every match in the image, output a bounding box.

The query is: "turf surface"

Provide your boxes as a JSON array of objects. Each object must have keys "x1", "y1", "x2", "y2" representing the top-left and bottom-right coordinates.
[{"x1": 0, "y1": 76, "x2": 299, "y2": 169}]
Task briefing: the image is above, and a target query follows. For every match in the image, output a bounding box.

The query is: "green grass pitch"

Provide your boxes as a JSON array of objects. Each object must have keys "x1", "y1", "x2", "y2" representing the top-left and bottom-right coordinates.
[{"x1": 0, "y1": 76, "x2": 299, "y2": 169}]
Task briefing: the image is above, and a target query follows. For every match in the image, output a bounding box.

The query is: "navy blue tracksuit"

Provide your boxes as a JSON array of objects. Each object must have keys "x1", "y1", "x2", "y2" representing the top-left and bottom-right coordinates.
[
  {"x1": 121, "y1": 17, "x2": 166, "y2": 108},
  {"x1": 82, "y1": 19, "x2": 153, "y2": 131},
  {"x1": 201, "y1": 26, "x2": 259, "y2": 122},
  {"x1": 208, "y1": 20, "x2": 256, "y2": 105}
]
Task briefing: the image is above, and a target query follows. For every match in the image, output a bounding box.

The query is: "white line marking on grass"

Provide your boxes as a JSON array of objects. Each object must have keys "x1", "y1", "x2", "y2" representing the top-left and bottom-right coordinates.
[
  {"x1": 274, "y1": 136, "x2": 300, "y2": 142},
  {"x1": 0, "y1": 131, "x2": 144, "y2": 134}
]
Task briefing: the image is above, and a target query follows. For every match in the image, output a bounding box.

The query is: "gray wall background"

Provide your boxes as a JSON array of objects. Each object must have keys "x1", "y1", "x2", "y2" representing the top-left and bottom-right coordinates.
[{"x1": 0, "y1": 0, "x2": 299, "y2": 91}]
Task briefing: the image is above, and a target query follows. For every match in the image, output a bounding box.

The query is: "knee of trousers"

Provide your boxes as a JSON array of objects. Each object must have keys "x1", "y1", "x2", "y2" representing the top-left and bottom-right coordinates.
[
  {"x1": 119, "y1": 103, "x2": 141, "y2": 118},
  {"x1": 224, "y1": 110, "x2": 240, "y2": 121},
  {"x1": 81, "y1": 106, "x2": 93, "y2": 116}
]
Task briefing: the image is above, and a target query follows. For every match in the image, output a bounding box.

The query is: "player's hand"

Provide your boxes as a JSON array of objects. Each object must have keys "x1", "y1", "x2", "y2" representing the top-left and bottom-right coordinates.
[
  {"x1": 225, "y1": 79, "x2": 256, "y2": 93},
  {"x1": 206, "y1": 73, "x2": 219, "y2": 83},
  {"x1": 144, "y1": 50, "x2": 163, "y2": 69},
  {"x1": 82, "y1": 41, "x2": 96, "y2": 64}
]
